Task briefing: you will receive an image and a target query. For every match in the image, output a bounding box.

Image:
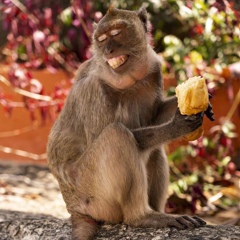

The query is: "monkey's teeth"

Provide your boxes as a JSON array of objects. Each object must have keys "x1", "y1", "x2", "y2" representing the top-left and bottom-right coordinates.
[{"x1": 107, "y1": 55, "x2": 128, "y2": 69}]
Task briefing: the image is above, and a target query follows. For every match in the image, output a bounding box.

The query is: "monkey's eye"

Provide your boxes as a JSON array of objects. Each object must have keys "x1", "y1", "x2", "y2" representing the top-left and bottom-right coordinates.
[
  {"x1": 110, "y1": 29, "x2": 121, "y2": 36},
  {"x1": 98, "y1": 34, "x2": 107, "y2": 42}
]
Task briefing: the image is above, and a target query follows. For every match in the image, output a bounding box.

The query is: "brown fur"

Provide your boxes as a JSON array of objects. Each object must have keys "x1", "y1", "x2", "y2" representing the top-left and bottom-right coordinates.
[{"x1": 47, "y1": 7, "x2": 207, "y2": 240}]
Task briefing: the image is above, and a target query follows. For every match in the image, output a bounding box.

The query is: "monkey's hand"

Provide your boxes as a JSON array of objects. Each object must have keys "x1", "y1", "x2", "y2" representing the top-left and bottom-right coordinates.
[{"x1": 171, "y1": 108, "x2": 204, "y2": 139}]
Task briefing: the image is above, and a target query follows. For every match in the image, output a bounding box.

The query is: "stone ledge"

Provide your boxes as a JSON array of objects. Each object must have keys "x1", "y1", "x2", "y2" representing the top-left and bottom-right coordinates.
[{"x1": 0, "y1": 210, "x2": 240, "y2": 240}]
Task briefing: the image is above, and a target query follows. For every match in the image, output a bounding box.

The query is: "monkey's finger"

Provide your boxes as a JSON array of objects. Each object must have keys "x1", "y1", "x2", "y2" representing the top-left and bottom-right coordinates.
[
  {"x1": 185, "y1": 114, "x2": 198, "y2": 121},
  {"x1": 175, "y1": 216, "x2": 195, "y2": 229},
  {"x1": 185, "y1": 117, "x2": 203, "y2": 128},
  {"x1": 198, "y1": 112, "x2": 204, "y2": 118},
  {"x1": 206, "y1": 112, "x2": 215, "y2": 121},
  {"x1": 176, "y1": 108, "x2": 182, "y2": 115},
  {"x1": 205, "y1": 103, "x2": 215, "y2": 121},
  {"x1": 185, "y1": 112, "x2": 204, "y2": 121},
  {"x1": 168, "y1": 219, "x2": 186, "y2": 230},
  {"x1": 205, "y1": 110, "x2": 214, "y2": 120},
  {"x1": 192, "y1": 216, "x2": 206, "y2": 226},
  {"x1": 206, "y1": 102, "x2": 213, "y2": 111},
  {"x1": 182, "y1": 216, "x2": 202, "y2": 228}
]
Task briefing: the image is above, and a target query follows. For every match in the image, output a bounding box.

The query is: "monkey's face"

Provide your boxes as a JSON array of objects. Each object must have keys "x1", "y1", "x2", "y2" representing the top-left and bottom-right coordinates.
[{"x1": 93, "y1": 8, "x2": 149, "y2": 77}]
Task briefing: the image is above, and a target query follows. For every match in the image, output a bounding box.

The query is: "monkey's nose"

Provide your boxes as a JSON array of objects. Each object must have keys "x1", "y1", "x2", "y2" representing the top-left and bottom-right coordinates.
[{"x1": 105, "y1": 46, "x2": 114, "y2": 55}]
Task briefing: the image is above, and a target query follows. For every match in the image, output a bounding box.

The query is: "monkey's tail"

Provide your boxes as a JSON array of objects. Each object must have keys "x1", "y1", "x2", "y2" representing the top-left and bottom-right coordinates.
[{"x1": 71, "y1": 214, "x2": 100, "y2": 240}]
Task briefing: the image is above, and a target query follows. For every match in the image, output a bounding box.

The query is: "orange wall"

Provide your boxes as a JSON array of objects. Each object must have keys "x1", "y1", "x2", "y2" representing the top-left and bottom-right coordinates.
[{"x1": 0, "y1": 66, "x2": 72, "y2": 164}]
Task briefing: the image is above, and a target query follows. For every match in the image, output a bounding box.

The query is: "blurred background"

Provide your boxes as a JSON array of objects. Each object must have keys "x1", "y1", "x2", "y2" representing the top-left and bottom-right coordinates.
[{"x1": 0, "y1": 0, "x2": 239, "y2": 225}]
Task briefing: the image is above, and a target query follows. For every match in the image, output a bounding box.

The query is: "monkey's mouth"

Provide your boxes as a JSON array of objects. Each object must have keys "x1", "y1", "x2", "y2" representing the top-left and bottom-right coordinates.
[{"x1": 107, "y1": 55, "x2": 128, "y2": 69}]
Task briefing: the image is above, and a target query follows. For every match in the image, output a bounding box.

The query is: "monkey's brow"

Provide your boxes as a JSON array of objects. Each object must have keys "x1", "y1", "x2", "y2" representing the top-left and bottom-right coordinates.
[{"x1": 98, "y1": 19, "x2": 128, "y2": 34}]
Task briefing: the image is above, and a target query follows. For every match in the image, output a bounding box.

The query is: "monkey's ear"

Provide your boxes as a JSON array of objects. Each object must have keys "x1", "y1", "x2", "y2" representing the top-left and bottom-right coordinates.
[
  {"x1": 107, "y1": 4, "x2": 115, "y2": 14},
  {"x1": 93, "y1": 22, "x2": 98, "y2": 30},
  {"x1": 137, "y1": 7, "x2": 148, "y2": 32}
]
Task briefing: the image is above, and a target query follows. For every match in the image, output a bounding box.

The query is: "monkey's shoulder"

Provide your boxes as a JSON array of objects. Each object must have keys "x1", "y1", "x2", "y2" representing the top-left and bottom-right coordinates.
[{"x1": 75, "y1": 59, "x2": 93, "y2": 82}]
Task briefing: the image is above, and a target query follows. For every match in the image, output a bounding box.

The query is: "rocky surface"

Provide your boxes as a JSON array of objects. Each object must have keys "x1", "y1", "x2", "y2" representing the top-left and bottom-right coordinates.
[
  {"x1": 1, "y1": 210, "x2": 240, "y2": 240},
  {"x1": 1, "y1": 161, "x2": 240, "y2": 239}
]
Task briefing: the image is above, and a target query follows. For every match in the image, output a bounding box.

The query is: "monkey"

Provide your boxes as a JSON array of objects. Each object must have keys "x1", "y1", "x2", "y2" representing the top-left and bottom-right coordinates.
[{"x1": 47, "y1": 7, "x2": 214, "y2": 240}]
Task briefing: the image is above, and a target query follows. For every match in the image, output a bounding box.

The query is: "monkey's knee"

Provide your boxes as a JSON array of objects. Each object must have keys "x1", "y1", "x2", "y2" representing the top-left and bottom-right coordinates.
[
  {"x1": 100, "y1": 122, "x2": 138, "y2": 150},
  {"x1": 104, "y1": 122, "x2": 135, "y2": 140}
]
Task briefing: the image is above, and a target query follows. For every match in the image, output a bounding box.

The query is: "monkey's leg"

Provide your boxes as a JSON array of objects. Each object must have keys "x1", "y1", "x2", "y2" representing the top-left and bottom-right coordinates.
[
  {"x1": 70, "y1": 123, "x2": 205, "y2": 238},
  {"x1": 69, "y1": 122, "x2": 150, "y2": 238},
  {"x1": 147, "y1": 148, "x2": 169, "y2": 212},
  {"x1": 123, "y1": 150, "x2": 205, "y2": 229}
]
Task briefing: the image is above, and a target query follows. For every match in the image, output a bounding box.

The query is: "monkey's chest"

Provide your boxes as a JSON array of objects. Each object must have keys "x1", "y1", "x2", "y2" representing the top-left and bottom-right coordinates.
[{"x1": 114, "y1": 100, "x2": 153, "y2": 129}]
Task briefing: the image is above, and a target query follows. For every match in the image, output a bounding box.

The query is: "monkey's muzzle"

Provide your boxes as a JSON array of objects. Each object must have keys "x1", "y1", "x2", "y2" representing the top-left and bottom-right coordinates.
[{"x1": 107, "y1": 55, "x2": 128, "y2": 69}]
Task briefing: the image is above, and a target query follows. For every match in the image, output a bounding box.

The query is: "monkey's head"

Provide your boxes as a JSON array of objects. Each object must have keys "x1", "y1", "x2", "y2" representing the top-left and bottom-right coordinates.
[{"x1": 92, "y1": 7, "x2": 152, "y2": 89}]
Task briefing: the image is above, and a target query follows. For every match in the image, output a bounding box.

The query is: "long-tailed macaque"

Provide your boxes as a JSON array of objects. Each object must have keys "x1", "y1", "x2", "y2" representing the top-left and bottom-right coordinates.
[{"x1": 47, "y1": 7, "x2": 214, "y2": 240}]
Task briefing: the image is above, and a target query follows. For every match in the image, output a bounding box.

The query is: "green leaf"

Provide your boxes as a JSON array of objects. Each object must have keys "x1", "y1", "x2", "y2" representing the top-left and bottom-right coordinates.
[
  {"x1": 221, "y1": 156, "x2": 231, "y2": 166},
  {"x1": 60, "y1": 7, "x2": 73, "y2": 26},
  {"x1": 163, "y1": 35, "x2": 182, "y2": 47}
]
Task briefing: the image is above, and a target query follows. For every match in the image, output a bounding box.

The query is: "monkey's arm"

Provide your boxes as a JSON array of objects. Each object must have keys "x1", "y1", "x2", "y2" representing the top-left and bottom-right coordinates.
[
  {"x1": 133, "y1": 109, "x2": 204, "y2": 150},
  {"x1": 152, "y1": 96, "x2": 178, "y2": 125}
]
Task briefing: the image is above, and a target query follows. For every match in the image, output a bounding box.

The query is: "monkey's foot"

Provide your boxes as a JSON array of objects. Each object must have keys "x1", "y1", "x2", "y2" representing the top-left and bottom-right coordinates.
[
  {"x1": 132, "y1": 213, "x2": 206, "y2": 230},
  {"x1": 160, "y1": 214, "x2": 206, "y2": 230}
]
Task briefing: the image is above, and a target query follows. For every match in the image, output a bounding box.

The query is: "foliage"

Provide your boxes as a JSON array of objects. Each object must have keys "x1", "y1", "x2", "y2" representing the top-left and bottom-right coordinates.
[
  {"x1": 0, "y1": 0, "x2": 93, "y2": 120},
  {"x1": 158, "y1": 0, "x2": 240, "y2": 96},
  {"x1": 167, "y1": 121, "x2": 239, "y2": 215},
  {"x1": 1, "y1": 0, "x2": 94, "y2": 71}
]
